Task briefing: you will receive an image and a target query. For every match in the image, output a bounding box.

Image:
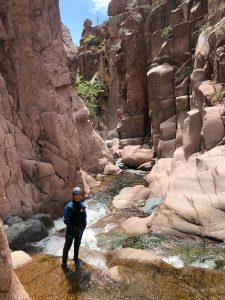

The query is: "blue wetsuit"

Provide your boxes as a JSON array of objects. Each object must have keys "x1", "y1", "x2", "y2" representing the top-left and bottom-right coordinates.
[{"x1": 62, "y1": 200, "x2": 87, "y2": 264}]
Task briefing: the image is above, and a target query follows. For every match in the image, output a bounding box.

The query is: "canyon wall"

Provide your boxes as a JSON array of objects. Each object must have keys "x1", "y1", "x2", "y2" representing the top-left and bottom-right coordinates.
[
  {"x1": 0, "y1": 0, "x2": 112, "y2": 219},
  {"x1": 79, "y1": 0, "x2": 225, "y2": 241},
  {"x1": 78, "y1": 0, "x2": 225, "y2": 155}
]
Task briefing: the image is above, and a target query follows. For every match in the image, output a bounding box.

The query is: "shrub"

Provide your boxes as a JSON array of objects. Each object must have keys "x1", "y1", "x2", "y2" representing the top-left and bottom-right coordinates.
[
  {"x1": 219, "y1": 2, "x2": 225, "y2": 12},
  {"x1": 76, "y1": 75, "x2": 105, "y2": 123},
  {"x1": 201, "y1": 22, "x2": 213, "y2": 36},
  {"x1": 142, "y1": 4, "x2": 152, "y2": 14},
  {"x1": 162, "y1": 25, "x2": 173, "y2": 41},
  {"x1": 184, "y1": 67, "x2": 192, "y2": 79},
  {"x1": 84, "y1": 34, "x2": 102, "y2": 48},
  {"x1": 217, "y1": 18, "x2": 225, "y2": 33}
]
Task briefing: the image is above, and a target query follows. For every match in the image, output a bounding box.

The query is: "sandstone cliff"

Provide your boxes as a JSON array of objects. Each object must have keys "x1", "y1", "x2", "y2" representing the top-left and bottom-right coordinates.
[{"x1": 0, "y1": 0, "x2": 112, "y2": 219}]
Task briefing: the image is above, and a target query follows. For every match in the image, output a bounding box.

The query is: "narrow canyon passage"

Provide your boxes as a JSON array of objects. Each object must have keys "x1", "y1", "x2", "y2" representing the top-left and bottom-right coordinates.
[{"x1": 2, "y1": 0, "x2": 225, "y2": 299}]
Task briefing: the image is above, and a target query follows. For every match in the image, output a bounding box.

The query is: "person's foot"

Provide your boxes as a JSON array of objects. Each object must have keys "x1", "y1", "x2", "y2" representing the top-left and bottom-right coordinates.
[
  {"x1": 61, "y1": 262, "x2": 69, "y2": 271},
  {"x1": 74, "y1": 259, "x2": 85, "y2": 267}
]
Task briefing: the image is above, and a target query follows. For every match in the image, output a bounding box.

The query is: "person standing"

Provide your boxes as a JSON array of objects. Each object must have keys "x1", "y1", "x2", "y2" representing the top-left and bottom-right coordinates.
[{"x1": 61, "y1": 187, "x2": 87, "y2": 270}]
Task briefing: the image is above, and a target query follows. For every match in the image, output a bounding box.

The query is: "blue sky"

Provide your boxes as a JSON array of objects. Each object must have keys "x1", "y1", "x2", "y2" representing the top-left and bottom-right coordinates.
[{"x1": 59, "y1": 0, "x2": 110, "y2": 45}]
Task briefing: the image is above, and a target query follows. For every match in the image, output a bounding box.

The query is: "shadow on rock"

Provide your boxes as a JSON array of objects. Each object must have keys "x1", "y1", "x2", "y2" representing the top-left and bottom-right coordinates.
[{"x1": 63, "y1": 264, "x2": 92, "y2": 294}]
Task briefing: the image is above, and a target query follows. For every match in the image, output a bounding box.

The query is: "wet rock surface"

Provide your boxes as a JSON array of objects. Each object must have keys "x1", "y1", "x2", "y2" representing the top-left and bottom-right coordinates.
[{"x1": 16, "y1": 253, "x2": 225, "y2": 300}]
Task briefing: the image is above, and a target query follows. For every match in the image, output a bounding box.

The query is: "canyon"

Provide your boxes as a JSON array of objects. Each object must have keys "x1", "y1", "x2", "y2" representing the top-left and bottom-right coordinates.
[
  {"x1": 1, "y1": 0, "x2": 225, "y2": 299},
  {"x1": 78, "y1": 0, "x2": 225, "y2": 241}
]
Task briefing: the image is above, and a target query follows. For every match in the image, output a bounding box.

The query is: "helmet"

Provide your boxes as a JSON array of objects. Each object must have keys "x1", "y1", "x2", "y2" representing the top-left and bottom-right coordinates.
[{"x1": 72, "y1": 187, "x2": 83, "y2": 195}]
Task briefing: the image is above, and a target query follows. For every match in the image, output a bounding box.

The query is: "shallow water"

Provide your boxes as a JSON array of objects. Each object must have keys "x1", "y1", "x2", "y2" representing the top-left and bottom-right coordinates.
[{"x1": 31, "y1": 171, "x2": 225, "y2": 271}]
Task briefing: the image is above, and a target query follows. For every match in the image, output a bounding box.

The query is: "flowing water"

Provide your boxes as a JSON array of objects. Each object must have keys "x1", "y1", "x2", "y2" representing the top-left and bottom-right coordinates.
[{"x1": 31, "y1": 171, "x2": 225, "y2": 271}]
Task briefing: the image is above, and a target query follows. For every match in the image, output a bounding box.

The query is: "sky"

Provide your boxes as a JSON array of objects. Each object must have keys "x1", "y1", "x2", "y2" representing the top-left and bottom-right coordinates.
[{"x1": 59, "y1": 0, "x2": 110, "y2": 45}]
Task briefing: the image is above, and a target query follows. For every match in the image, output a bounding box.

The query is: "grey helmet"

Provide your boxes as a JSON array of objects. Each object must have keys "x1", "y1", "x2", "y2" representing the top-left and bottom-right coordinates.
[{"x1": 72, "y1": 187, "x2": 83, "y2": 196}]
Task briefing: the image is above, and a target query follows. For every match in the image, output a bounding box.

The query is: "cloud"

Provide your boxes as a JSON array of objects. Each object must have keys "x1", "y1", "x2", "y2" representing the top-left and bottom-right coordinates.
[{"x1": 91, "y1": 0, "x2": 111, "y2": 12}]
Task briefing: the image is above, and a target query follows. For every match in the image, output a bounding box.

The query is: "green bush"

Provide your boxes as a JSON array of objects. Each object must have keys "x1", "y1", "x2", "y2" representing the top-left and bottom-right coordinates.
[
  {"x1": 201, "y1": 22, "x2": 213, "y2": 35},
  {"x1": 184, "y1": 67, "x2": 192, "y2": 79},
  {"x1": 217, "y1": 18, "x2": 225, "y2": 33},
  {"x1": 76, "y1": 75, "x2": 104, "y2": 123},
  {"x1": 142, "y1": 4, "x2": 152, "y2": 14},
  {"x1": 219, "y1": 2, "x2": 225, "y2": 12},
  {"x1": 84, "y1": 34, "x2": 102, "y2": 48},
  {"x1": 162, "y1": 25, "x2": 173, "y2": 41}
]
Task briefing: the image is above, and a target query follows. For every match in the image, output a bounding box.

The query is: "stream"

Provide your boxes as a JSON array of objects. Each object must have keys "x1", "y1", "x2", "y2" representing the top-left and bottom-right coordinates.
[{"x1": 31, "y1": 170, "x2": 225, "y2": 271}]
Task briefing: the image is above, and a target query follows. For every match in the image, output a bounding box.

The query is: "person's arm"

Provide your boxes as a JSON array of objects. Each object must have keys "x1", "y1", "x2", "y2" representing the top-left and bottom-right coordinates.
[{"x1": 63, "y1": 205, "x2": 73, "y2": 226}]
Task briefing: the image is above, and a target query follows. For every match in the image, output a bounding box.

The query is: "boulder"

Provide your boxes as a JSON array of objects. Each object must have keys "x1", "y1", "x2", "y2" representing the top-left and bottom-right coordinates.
[
  {"x1": 122, "y1": 146, "x2": 154, "y2": 167},
  {"x1": 160, "y1": 116, "x2": 176, "y2": 141},
  {"x1": 78, "y1": 170, "x2": 101, "y2": 197},
  {"x1": 120, "y1": 216, "x2": 152, "y2": 236},
  {"x1": 5, "y1": 216, "x2": 23, "y2": 227},
  {"x1": 183, "y1": 109, "x2": 202, "y2": 159},
  {"x1": 104, "y1": 164, "x2": 122, "y2": 175},
  {"x1": 146, "y1": 146, "x2": 225, "y2": 241},
  {"x1": 6, "y1": 220, "x2": 48, "y2": 248},
  {"x1": 11, "y1": 251, "x2": 32, "y2": 269},
  {"x1": 112, "y1": 185, "x2": 150, "y2": 209},
  {"x1": 31, "y1": 214, "x2": 54, "y2": 229},
  {"x1": 202, "y1": 107, "x2": 225, "y2": 150},
  {"x1": 158, "y1": 139, "x2": 176, "y2": 158}
]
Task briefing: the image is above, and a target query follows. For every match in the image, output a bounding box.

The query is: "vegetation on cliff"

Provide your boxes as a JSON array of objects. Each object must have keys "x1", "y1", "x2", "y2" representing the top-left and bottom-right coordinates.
[{"x1": 76, "y1": 75, "x2": 105, "y2": 123}]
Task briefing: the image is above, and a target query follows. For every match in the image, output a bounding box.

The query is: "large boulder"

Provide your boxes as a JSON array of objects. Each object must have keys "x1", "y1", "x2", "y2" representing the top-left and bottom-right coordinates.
[
  {"x1": 104, "y1": 164, "x2": 122, "y2": 175},
  {"x1": 122, "y1": 146, "x2": 154, "y2": 167},
  {"x1": 145, "y1": 146, "x2": 225, "y2": 241},
  {"x1": 6, "y1": 220, "x2": 48, "y2": 248},
  {"x1": 183, "y1": 109, "x2": 202, "y2": 159},
  {"x1": 112, "y1": 185, "x2": 150, "y2": 209},
  {"x1": 120, "y1": 216, "x2": 152, "y2": 236},
  {"x1": 202, "y1": 107, "x2": 224, "y2": 150},
  {"x1": 31, "y1": 214, "x2": 54, "y2": 229}
]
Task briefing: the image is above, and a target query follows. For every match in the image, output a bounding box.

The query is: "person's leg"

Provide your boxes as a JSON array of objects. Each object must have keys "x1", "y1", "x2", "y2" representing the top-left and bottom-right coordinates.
[
  {"x1": 62, "y1": 237, "x2": 73, "y2": 265},
  {"x1": 73, "y1": 227, "x2": 84, "y2": 264}
]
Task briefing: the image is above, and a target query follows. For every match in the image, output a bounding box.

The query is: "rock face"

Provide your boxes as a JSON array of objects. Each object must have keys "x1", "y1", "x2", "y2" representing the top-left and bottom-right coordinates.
[
  {"x1": 77, "y1": 0, "x2": 225, "y2": 241},
  {"x1": 0, "y1": 0, "x2": 112, "y2": 218},
  {"x1": 78, "y1": 0, "x2": 225, "y2": 157},
  {"x1": 144, "y1": 146, "x2": 225, "y2": 241},
  {"x1": 0, "y1": 221, "x2": 30, "y2": 299}
]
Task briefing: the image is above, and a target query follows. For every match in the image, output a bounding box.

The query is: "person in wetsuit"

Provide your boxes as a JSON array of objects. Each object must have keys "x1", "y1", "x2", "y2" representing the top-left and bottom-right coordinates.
[{"x1": 61, "y1": 187, "x2": 87, "y2": 269}]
